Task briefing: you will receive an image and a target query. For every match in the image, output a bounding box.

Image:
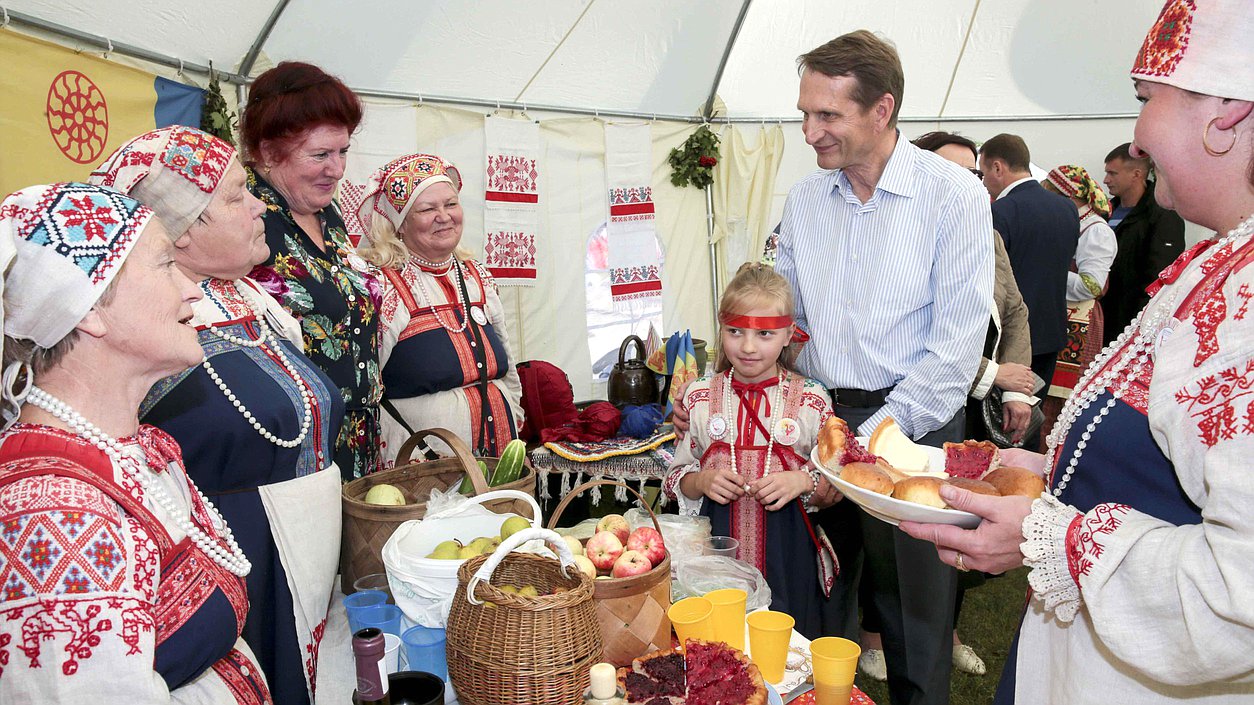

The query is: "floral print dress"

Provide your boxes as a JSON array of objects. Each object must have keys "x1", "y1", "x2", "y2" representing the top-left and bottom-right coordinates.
[{"x1": 247, "y1": 168, "x2": 383, "y2": 479}]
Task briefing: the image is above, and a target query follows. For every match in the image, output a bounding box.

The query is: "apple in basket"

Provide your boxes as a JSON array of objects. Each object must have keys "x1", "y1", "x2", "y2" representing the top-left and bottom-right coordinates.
[
  {"x1": 626, "y1": 527, "x2": 666, "y2": 566},
  {"x1": 561, "y1": 535, "x2": 585, "y2": 557},
  {"x1": 586, "y1": 531, "x2": 624, "y2": 571},
  {"x1": 611, "y1": 550, "x2": 653, "y2": 578},
  {"x1": 572, "y1": 555, "x2": 597, "y2": 579},
  {"x1": 363, "y1": 483, "x2": 406, "y2": 506},
  {"x1": 596, "y1": 513, "x2": 631, "y2": 544}
]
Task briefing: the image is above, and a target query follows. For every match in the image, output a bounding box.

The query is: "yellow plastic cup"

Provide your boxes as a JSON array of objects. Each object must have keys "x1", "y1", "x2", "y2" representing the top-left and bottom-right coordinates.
[
  {"x1": 704, "y1": 588, "x2": 747, "y2": 651},
  {"x1": 810, "y1": 636, "x2": 860, "y2": 705},
  {"x1": 668, "y1": 597, "x2": 713, "y2": 651},
  {"x1": 746, "y1": 610, "x2": 794, "y2": 682}
]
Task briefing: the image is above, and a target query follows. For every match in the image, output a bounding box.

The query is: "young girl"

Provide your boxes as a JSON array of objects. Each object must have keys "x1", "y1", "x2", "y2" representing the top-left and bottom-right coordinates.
[{"x1": 664, "y1": 263, "x2": 838, "y2": 638}]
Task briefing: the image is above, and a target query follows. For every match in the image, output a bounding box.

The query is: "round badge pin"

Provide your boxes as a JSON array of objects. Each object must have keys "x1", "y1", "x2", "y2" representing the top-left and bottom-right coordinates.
[
  {"x1": 470, "y1": 306, "x2": 489, "y2": 326},
  {"x1": 708, "y1": 415, "x2": 728, "y2": 439},
  {"x1": 774, "y1": 417, "x2": 801, "y2": 446}
]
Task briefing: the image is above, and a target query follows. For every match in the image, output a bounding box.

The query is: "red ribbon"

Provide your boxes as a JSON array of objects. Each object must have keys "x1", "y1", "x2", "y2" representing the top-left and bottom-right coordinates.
[
  {"x1": 719, "y1": 313, "x2": 793, "y2": 330},
  {"x1": 1146, "y1": 240, "x2": 1215, "y2": 297}
]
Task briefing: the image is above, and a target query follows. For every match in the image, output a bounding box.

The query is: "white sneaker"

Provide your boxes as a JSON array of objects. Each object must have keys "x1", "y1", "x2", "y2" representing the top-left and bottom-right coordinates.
[
  {"x1": 952, "y1": 644, "x2": 986, "y2": 675},
  {"x1": 858, "y1": 649, "x2": 887, "y2": 681}
]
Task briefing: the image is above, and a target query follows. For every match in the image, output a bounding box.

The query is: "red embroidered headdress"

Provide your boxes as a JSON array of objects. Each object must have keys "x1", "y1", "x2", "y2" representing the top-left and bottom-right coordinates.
[{"x1": 1131, "y1": 0, "x2": 1253, "y2": 101}]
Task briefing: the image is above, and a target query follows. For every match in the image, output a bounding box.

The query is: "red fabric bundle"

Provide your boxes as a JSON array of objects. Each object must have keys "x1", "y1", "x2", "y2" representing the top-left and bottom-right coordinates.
[
  {"x1": 540, "y1": 401, "x2": 622, "y2": 443},
  {"x1": 516, "y1": 360, "x2": 580, "y2": 443}
]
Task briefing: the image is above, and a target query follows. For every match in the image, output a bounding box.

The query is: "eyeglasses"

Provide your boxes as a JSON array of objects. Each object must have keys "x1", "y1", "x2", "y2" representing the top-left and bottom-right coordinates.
[{"x1": 969, "y1": 168, "x2": 985, "y2": 179}]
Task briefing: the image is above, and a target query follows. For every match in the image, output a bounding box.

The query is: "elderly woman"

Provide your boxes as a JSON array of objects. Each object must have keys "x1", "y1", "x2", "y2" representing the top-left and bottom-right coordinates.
[
  {"x1": 1041, "y1": 165, "x2": 1118, "y2": 402},
  {"x1": 88, "y1": 126, "x2": 345, "y2": 705},
  {"x1": 903, "y1": 2, "x2": 1254, "y2": 702},
  {"x1": 356, "y1": 154, "x2": 523, "y2": 463},
  {"x1": 0, "y1": 183, "x2": 269, "y2": 702},
  {"x1": 241, "y1": 61, "x2": 382, "y2": 479}
]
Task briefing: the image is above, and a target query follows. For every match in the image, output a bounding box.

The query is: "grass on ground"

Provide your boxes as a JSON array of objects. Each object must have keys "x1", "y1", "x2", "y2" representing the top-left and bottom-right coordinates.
[{"x1": 854, "y1": 567, "x2": 1029, "y2": 705}]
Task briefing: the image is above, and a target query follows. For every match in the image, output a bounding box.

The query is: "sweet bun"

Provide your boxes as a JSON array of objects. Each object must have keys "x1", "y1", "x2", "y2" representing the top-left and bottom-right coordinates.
[
  {"x1": 891, "y1": 476, "x2": 946, "y2": 509},
  {"x1": 944, "y1": 477, "x2": 1000, "y2": 497},
  {"x1": 982, "y1": 466, "x2": 1046, "y2": 498},
  {"x1": 816, "y1": 417, "x2": 850, "y2": 468},
  {"x1": 840, "y1": 461, "x2": 895, "y2": 495}
]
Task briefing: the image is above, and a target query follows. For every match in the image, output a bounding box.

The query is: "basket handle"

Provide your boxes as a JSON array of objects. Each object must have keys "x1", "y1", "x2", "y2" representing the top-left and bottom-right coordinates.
[
  {"x1": 545, "y1": 478, "x2": 663, "y2": 535},
  {"x1": 394, "y1": 427, "x2": 491, "y2": 495},
  {"x1": 462, "y1": 489, "x2": 542, "y2": 523},
  {"x1": 465, "y1": 527, "x2": 575, "y2": 605}
]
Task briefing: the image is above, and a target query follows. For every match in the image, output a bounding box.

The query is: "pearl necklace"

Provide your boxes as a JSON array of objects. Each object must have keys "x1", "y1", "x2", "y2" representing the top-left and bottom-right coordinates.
[
  {"x1": 24, "y1": 386, "x2": 252, "y2": 576},
  {"x1": 200, "y1": 286, "x2": 313, "y2": 448},
  {"x1": 1046, "y1": 214, "x2": 1254, "y2": 496},
  {"x1": 410, "y1": 253, "x2": 455, "y2": 270},
  {"x1": 412, "y1": 257, "x2": 471, "y2": 334},
  {"x1": 722, "y1": 368, "x2": 785, "y2": 483}
]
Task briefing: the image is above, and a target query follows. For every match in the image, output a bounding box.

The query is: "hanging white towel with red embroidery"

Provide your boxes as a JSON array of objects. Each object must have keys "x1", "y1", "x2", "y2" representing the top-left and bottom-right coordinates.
[
  {"x1": 483, "y1": 115, "x2": 540, "y2": 286},
  {"x1": 604, "y1": 122, "x2": 662, "y2": 304}
]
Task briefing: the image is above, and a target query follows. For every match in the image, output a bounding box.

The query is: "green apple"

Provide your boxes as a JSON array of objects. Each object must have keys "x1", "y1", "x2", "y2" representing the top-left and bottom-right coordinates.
[
  {"x1": 498, "y1": 585, "x2": 519, "y2": 594},
  {"x1": 426, "y1": 539, "x2": 463, "y2": 560},
  {"x1": 364, "y1": 483, "x2": 406, "y2": 506},
  {"x1": 561, "y1": 535, "x2": 584, "y2": 557},
  {"x1": 499, "y1": 516, "x2": 531, "y2": 541},
  {"x1": 458, "y1": 544, "x2": 481, "y2": 560},
  {"x1": 518, "y1": 585, "x2": 539, "y2": 597}
]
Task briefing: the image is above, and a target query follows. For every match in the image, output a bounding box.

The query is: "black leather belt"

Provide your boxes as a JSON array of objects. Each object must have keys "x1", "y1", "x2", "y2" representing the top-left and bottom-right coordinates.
[{"x1": 830, "y1": 386, "x2": 894, "y2": 408}]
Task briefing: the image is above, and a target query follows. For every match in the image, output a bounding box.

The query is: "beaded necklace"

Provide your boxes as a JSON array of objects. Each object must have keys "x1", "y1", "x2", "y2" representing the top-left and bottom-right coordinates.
[
  {"x1": 24, "y1": 386, "x2": 252, "y2": 576},
  {"x1": 411, "y1": 257, "x2": 471, "y2": 334},
  {"x1": 1046, "y1": 214, "x2": 1254, "y2": 496},
  {"x1": 200, "y1": 284, "x2": 314, "y2": 449}
]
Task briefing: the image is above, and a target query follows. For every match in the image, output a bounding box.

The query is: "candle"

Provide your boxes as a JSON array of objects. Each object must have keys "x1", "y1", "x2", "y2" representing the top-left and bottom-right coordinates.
[{"x1": 590, "y1": 662, "x2": 618, "y2": 699}]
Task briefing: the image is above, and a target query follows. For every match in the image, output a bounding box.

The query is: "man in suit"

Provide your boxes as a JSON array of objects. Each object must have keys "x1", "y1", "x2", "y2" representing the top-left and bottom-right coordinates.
[
  {"x1": 979, "y1": 134, "x2": 1079, "y2": 394},
  {"x1": 1102, "y1": 142, "x2": 1186, "y2": 344}
]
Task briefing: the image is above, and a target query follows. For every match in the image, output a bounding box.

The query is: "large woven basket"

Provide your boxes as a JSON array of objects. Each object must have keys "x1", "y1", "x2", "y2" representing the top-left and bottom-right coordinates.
[
  {"x1": 447, "y1": 529, "x2": 601, "y2": 705},
  {"x1": 340, "y1": 427, "x2": 537, "y2": 593},
  {"x1": 547, "y1": 479, "x2": 672, "y2": 666}
]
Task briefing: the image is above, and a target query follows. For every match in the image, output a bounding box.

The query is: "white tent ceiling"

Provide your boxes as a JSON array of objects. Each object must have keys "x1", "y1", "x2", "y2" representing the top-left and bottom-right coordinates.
[{"x1": 9, "y1": 0, "x2": 1163, "y2": 120}]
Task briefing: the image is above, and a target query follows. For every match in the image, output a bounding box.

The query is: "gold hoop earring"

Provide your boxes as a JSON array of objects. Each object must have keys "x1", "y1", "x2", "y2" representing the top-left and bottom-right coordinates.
[{"x1": 1203, "y1": 117, "x2": 1236, "y2": 157}]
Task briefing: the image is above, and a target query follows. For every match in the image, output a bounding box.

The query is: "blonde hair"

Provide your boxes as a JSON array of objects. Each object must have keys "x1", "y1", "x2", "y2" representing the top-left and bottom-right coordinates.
[
  {"x1": 356, "y1": 213, "x2": 409, "y2": 269},
  {"x1": 714, "y1": 262, "x2": 801, "y2": 374}
]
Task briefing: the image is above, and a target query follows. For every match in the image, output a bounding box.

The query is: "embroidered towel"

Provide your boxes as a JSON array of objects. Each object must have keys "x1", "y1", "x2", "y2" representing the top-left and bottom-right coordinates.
[
  {"x1": 604, "y1": 122, "x2": 662, "y2": 304},
  {"x1": 483, "y1": 116, "x2": 540, "y2": 285}
]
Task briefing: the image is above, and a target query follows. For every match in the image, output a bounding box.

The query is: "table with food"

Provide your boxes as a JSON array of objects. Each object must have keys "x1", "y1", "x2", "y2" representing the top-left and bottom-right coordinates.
[{"x1": 327, "y1": 429, "x2": 879, "y2": 705}]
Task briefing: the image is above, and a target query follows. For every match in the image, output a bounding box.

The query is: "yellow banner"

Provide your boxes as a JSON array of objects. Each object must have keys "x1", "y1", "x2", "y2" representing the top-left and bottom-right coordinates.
[{"x1": 0, "y1": 30, "x2": 161, "y2": 196}]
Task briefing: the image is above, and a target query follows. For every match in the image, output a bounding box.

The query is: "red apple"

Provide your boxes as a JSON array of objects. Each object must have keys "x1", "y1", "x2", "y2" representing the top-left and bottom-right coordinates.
[
  {"x1": 585, "y1": 531, "x2": 624, "y2": 571},
  {"x1": 595, "y1": 513, "x2": 631, "y2": 544},
  {"x1": 611, "y1": 550, "x2": 653, "y2": 578},
  {"x1": 626, "y1": 526, "x2": 667, "y2": 567}
]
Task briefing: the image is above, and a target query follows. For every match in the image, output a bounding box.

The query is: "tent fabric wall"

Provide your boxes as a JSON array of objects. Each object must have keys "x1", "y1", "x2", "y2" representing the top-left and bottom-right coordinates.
[
  {"x1": 346, "y1": 101, "x2": 714, "y2": 400},
  {"x1": 712, "y1": 124, "x2": 785, "y2": 284}
]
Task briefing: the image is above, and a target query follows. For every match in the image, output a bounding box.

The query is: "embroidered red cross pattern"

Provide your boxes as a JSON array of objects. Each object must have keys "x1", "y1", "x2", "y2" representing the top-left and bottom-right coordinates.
[
  {"x1": 1174, "y1": 360, "x2": 1254, "y2": 447},
  {"x1": 57, "y1": 196, "x2": 119, "y2": 242}
]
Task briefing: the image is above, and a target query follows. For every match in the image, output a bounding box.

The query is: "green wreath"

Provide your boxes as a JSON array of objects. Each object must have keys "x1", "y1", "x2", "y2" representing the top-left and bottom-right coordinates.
[{"x1": 667, "y1": 125, "x2": 721, "y2": 188}]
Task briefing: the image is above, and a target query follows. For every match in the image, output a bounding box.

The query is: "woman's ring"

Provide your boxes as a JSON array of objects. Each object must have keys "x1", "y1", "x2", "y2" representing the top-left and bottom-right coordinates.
[{"x1": 955, "y1": 552, "x2": 969, "y2": 572}]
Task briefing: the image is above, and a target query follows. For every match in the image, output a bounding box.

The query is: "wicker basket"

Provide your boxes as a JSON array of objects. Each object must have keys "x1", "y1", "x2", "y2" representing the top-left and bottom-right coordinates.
[
  {"x1": 340, "y1": 427, "x2": 537, "y2": 593},
  {"x1": 447, "y1": 528, "x2": 601, "y2": 705},
  {"x1": 547, "y1": 479, "x2": 672, "y2": 666}
]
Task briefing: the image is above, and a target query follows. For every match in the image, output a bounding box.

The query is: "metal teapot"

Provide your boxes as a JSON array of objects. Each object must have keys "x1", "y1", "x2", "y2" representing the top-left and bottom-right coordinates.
[{"x1": 606, "y1": 335, "x2": 658, "y2": 408}]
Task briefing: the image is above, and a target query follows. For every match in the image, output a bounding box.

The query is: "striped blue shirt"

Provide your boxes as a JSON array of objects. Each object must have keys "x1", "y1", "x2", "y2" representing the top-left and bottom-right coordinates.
[{"x1": 776, "y1": 135, "x2": 994, "y2": 439}]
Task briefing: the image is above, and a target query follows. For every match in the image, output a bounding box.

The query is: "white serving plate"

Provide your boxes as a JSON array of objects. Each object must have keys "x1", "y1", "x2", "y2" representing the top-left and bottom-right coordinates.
[{"x1": 809, "y1": 440, "x2": 982, "y2": 529}]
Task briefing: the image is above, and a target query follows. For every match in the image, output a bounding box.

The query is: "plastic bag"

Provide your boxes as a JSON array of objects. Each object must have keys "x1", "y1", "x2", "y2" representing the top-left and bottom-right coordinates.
[
  {"x1": 675, "y1": 556, "x2": 772, "y2": 611},
  {"x1": 382, "y1": 489, "x2": 542, "y2": 628},
  {"x1": 626, "y1": 508, "x2": 710, "y2": 569}
]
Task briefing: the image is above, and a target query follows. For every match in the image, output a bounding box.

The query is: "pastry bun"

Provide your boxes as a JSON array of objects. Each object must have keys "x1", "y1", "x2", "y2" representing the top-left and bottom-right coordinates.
[
  {"x1": 817, "y1": 417, "x2": 851, "y2": 468},
  {"x1": 891, "y1": 476, "x2": 947, "y2": 509},
  {"x1": 944, "y1": 477, "x2": 1000, "y2": 497},
  {"x1": 982, "y1": 466, "x2": 1046, "y2": 498},
  {"x1": 841, "y1": 461, "x2": 895, "y2": 495}
]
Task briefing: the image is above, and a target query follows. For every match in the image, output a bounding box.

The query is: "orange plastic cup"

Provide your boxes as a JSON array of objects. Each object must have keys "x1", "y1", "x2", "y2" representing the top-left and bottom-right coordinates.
[
  {"x1": 704, "y1": 588, "x2": 747, "y2": 651},
  {"x1": 746, "y1": 610, "x2": 794, "y2": 682},
  {"x1": 668, "y1": 597, "x2": 713, "y2": 650},
  {"x1": 810, "y1": 637, "x2": 860, "y2": 705}
]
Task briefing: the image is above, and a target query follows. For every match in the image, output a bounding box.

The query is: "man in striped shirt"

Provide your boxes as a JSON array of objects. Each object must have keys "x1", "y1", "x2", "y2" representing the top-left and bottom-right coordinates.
[{"x1": 776, "y1": 31, "x2": 994, "y2": 705}]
